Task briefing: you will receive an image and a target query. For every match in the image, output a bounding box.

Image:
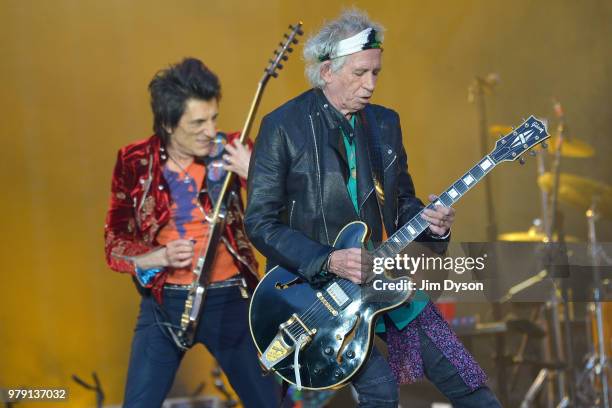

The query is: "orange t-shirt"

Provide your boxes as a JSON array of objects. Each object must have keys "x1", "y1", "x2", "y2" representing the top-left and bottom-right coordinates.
[{"x1": 156, "y1": 161, "x2": 239, "y2": 284}]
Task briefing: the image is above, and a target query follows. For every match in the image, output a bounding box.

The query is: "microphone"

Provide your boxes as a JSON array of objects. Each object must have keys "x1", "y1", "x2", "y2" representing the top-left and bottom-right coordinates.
[
  {"x1": 480, "y1": 72, "x2": 500, "y2": 89},
  {"x1": 468, "y1": 73, "x2": 500, "y2": 102}
]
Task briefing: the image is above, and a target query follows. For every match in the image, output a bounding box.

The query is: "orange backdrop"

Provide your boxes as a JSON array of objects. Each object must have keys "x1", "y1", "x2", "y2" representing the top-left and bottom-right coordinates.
[{"x1": 1, "y1": 0, "x2": 610, "y2": 406}]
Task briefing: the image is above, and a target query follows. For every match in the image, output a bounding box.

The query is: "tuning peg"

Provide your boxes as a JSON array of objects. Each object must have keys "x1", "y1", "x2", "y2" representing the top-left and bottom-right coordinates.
[
  {"x1": 284, "y1": 33, "x2": 290, "y2": 39},
  {"x1": 271, "y1": 72, "x2": 278, "y2": 78},
  {"x1": 287, "y1": 47, "x2": 294, "y2": 53},
  {"x1": 541, "y1": 142, "x2": 548, "y2": 149},
  {"x1": 292, "y1": 38, "x2": 298, "y2": 44},
  {"x1": 519, "y1": 157, "x2": 526, "y2": 165},
  {"x1": 277, "y1": 63, "x2": 283, "y2": 70},
  {"x1": 282, "y1": 55, "x2": 288, "y2": 61},
  {"x1": 289, "y1": 24, "x2": 303, "y2": 35},
  {"x1": 279, "y1": 42, "x2": 284, "y2": 47}
]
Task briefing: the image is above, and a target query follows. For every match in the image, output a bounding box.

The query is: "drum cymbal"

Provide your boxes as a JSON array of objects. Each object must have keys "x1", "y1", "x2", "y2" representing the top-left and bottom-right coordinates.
[
  {"x1": 547, "y1": 136, "x2": 594, "y2": 158},
  {"x1": 498, "y1": 226, "x2": 579, "y2": 242},
  {"x1": 538, "y1": 172, "x2": 612, "y2": 218}
]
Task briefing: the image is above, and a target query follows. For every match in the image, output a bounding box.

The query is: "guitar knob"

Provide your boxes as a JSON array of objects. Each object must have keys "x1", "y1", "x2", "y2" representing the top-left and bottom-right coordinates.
[
  {"x1": 324, "y1": 347, "x2": 334, "y2": 355},
  {"x1": 334, "y1": 369, "x2": 342, "y2": 377},
  {"x1": 346, "y1": 350, "x2": 355, "y2": 359},
  {"x1": 313, "y1": 367, "x2": 321, "y2": 375}
]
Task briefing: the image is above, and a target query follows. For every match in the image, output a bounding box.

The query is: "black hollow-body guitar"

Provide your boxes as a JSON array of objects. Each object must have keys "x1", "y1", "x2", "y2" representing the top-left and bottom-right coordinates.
[{"x1": 249, "y1": 116, "x2": 550, "y2": 389}]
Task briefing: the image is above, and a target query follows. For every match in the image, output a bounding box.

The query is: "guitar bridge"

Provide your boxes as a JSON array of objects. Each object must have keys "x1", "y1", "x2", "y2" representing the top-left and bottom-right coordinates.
[{"x1": 259, "y1": 314, "x2": 316, "y2": 371}]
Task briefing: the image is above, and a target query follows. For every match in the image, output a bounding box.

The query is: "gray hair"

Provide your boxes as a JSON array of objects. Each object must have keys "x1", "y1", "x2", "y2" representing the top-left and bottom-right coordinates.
[{"x1": 303, "y1": 9, "x2": 385, "y2": 88}]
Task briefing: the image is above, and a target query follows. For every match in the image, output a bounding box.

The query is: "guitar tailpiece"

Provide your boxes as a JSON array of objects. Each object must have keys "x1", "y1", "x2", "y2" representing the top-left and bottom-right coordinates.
[{"x1": 293, "y1": 334, "x2": 309, "y2": 390}]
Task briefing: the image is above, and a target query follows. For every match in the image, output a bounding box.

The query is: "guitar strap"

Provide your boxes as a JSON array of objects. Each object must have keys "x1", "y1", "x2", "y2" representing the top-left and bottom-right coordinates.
[{"x1": 362, "y1": 108, "x2": 389, "y2": 241}]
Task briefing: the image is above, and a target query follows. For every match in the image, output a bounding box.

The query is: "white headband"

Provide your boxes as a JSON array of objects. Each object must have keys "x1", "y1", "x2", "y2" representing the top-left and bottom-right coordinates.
[{"x1": 319, "y1": 27, "x2": 382, "y2": 61}]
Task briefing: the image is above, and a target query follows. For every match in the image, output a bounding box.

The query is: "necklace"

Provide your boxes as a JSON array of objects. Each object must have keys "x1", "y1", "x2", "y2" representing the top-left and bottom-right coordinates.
[
  {"x1": 166, "y1": 153, "x2": 209, "y2": 225},
  {"x1": 168, "y1": 154, "x2": 194, "y2": 184},
  {"x1": 165, "y1": 155, "x2": 209, "y2": 269}
]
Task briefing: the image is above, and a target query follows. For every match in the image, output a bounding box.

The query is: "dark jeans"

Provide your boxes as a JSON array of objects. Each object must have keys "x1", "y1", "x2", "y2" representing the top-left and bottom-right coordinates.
[
  {"x1": 123, "y1": 286, "x2": 279, "y2": 408},
  {"x1": 351, "y1": 326, "x2": 501, "y2": 407}
]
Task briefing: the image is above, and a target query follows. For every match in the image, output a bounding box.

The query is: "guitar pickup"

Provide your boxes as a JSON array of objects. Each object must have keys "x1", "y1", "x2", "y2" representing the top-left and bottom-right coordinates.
[
  {"x1": 259, "y1": 314, "x2": 316, "y2": 371},
  {"x1": 188, "y1": 286, "x2": 205, "y2": 321}
]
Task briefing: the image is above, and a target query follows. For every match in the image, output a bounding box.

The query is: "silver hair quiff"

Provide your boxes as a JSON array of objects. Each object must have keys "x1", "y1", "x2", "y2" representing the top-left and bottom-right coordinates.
[{"x1": 303, "y1": 9, "x2": 385, "y2": 88}]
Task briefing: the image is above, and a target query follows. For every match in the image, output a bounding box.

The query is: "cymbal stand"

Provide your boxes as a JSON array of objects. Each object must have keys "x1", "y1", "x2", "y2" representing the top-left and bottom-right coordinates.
[
  {"x1": 512, "y1": 146, "x2": 557, "y2": 408},
  {"x1": 537, "y1": 148, "x2": 549, "y2": 236},
  {"x1": 546, "y1": 101, "x2": 577, "y2": 405},
  {"x1": 576, "y1": 202, "x2": 610, "y2": 407},
  {"x1": 521, "y1": 101, "x2": 572, "y2": 407}
]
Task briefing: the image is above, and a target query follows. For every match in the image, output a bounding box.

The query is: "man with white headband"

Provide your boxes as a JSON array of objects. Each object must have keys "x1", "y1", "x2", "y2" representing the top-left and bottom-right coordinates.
[{"x1": 246, "y1": 9, "x2": 500, "y2": 407}]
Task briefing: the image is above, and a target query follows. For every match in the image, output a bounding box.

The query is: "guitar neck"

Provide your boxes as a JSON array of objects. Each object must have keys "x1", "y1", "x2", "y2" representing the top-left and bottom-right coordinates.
[
  {"x1": 210, "y1": 22, "x2": 303, "y2": 220},
  {"x1": 210, "y1": 79, "x2": 267, "y2": 220},
  {"x1": 239, "y1": 81, "x2": 266, "y2": 145},
  {"x1": 375, "y1": 154, "x2": 498, "y2": 258}
]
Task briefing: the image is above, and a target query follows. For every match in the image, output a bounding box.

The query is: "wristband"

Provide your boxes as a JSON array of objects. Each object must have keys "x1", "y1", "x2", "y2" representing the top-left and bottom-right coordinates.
[
  {"x1": 320, "y1": 251, "x2": 334, "y2": 276},
  {"x1": 430, "y1": 228, "x2": 451, "y2": 240},
  {"x1": 135, "y1": 266, "x2": 163, "y2": 286}
]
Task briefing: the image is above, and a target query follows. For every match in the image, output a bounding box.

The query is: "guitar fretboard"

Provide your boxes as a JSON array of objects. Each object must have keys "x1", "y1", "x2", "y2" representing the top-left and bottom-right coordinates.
[{"x1": 374, "y1": 154, "x2": 497, "y2": 258}]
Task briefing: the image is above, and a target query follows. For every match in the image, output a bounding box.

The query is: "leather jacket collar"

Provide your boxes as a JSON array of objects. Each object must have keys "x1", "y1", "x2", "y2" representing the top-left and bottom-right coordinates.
[{"x1": 312, "y1": 89, "x2": 377, "y2": 221}]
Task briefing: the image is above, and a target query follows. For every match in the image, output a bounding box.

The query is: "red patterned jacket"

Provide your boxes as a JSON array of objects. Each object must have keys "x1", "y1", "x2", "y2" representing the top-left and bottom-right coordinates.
[{"x1": 104, "y1": 133, "x2": 259, "y2": 302}]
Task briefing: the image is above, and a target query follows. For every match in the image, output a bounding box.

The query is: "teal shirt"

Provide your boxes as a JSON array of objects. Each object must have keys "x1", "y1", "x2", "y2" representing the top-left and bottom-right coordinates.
[{"x1": 341, "y1": 116, "x2": 429, "y2": 334}]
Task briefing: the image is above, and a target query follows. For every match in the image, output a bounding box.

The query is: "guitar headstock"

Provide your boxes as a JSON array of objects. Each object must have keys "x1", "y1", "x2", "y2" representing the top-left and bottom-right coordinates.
[
  {"x1": 490, "y1": 116, "x2": 550, "y2": 163},
  {"x1": 263, "y1": 22, "x2": 303, "y2": 83}
]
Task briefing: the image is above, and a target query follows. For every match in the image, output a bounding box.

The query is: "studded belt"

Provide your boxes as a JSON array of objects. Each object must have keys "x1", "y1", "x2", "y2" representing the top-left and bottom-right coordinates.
[{"x1": 164, "y1": 277, "x2": 246, "y2": 291}]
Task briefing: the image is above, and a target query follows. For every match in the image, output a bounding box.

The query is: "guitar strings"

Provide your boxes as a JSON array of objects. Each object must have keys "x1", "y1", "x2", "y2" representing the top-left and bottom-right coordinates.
[
  {"x1": 286, "y1": 281, "x2": 358, "y2": 340},
  {"x1": 283, "y1": 244, "x2": 418, "y2": 339},
  {"x1": 284, "y1": 279, "x2": 361, "y2": 339},
  {"x1": 288, "y1": 279, "x2": 357, "y2": 335}
]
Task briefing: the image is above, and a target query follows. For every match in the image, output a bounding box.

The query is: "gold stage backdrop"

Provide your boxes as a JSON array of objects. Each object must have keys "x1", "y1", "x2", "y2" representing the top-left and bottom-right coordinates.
[{"x1": 1, "y1": 0, "x2": 610, "y2": 406}]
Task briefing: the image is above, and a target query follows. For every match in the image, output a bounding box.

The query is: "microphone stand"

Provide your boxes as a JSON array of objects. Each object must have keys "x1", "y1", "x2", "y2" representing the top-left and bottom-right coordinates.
[
  {"x1": 469, "y1": 74, "x2": 507, "y2": 406},
  {"x1": 469, "y1": 76, "x2": 499, "y2": 244}
]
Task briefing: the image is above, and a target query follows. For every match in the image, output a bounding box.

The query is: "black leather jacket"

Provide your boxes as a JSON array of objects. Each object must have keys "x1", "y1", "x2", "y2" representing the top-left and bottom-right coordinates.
[{"x1": 245, "y1": 89, "x2": 448, "y2": 281}]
